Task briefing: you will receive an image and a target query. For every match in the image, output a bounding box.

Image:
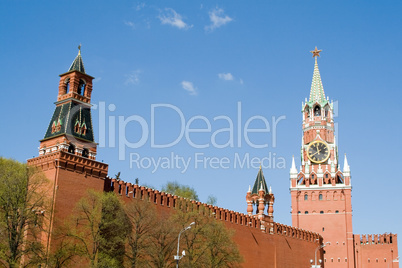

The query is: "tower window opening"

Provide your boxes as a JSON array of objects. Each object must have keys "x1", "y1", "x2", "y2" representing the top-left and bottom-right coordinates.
[
  {"x1": 322, "y1": 227, "x2": 325, "y2": 232},
  {"x1": 320, "y1": 211, "x2": 324, "y2": 214},
  {"x1": 325, "y1": 174, "x2": 328, "y2": 178},
  {"x1": 68, "y1": 144, "x2": 75, "y2": 154},
  {"x1": 335, "y1": 210, "x2": 339, "y2": 214},
  {"x1": 82, "y1": 148, "x2": 89, "y2": 158},
  {"x1": 319, "y1": 194, "x2": 323, "y2": 200},
  {"x1": 305, "y1": 211, "x2": 308, "y2": 214},
  {"x1": 304, "y1": 194, "x2": 308, "y2": 201},
  {"x1": 314, "y1": 105, "x2": 321, "y2": 116},
  {"x1": 78, "y1": 79, "x2": 86, "y2": 95},
  {"x1": 64, "y1": 78, "x2": 70, "y2": 94}
]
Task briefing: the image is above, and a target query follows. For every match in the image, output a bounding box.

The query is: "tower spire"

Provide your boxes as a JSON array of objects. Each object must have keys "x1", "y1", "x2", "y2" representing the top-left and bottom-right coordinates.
[
  {"x1": 308, "y1": 47, "x2": 326, "y2": 105},
  {"x1": 252, "y1": 168, "x2": 268, "y2": 194},
  {"x1": 69, "y1": 44, "x2": 86, "y2": 73}
]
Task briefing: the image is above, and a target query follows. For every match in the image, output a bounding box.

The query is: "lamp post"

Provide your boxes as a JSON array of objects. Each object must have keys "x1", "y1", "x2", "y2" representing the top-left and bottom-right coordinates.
[
  {"x1": 311, "y1": 242, "x2": 329, "y2": 268},
  {"x1": 174, "y1": 222, "x2": 195, "y2": 268}
]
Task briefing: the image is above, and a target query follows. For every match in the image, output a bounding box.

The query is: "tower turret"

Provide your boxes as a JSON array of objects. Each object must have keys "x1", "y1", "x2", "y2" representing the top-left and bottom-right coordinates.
[
  {"x1": 39, "y1": 46, "x2": 97, "y2": 159},
  {"x1": 245, "y1": 167, "x2": 275, "y2": 227}
]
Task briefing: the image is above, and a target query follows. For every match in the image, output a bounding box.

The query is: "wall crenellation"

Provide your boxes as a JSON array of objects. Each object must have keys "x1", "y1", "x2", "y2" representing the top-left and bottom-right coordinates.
[
  {"x1": 105, "y1": 177, "x2": 321, "y2": 244},
  {"x1": 358, "y1": 233, "x2": 397, "y2": 245}
]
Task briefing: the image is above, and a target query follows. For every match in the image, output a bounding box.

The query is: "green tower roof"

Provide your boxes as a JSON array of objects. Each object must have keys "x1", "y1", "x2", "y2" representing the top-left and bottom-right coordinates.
[
  {"x1": 306, "y1": 47, "x2": 329, "y2": 107},
  {"x1": 68, "y1": 46, "x2": 86, "y2": 73},
  {"x1": 251, "y1": 167, "x2": 268, "y2": 195}
]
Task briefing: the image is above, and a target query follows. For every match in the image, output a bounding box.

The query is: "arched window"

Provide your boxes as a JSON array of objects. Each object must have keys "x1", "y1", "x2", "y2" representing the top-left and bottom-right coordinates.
[
  {"x1": 74, "y1": 121, "x2": 81, "y2": 134},
  {"x1": 64, "y1": 78, "x2": 70, "y2": 94},
  {"x1": 68, "y1": 144, "x2": 75, "y2": 154},
  {"x1": 314, "y1": 105, "x2": 321, "y2": 116},
  {"x1": 78, "y1": 79, "x2": 86, "y2": 95},
  {"x1": 82, "y1": 148, "x2": 89, "y2": 158},
  {"x1": 81, "y1": 123, "x2": 87, "y2": 135},
  {"x1": 304, "y1": 194, "x2": 308, "y2": 201},
  {"x1": 51, "y1": 121, "x2": 57, "y2": 133},
  {"x1": 319, "y1": 194, "x2": 323, "y2": 200}
]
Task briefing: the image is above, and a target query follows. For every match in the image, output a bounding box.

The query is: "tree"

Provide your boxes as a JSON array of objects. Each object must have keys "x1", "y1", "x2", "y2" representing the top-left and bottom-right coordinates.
[
  {"x1": 171, "y1": 202, "x2": 243, "y2": 268},
  {"x1": 124, "y1": 199, "x2": 157, "y2": 268},
  {"x1": 65, "y1": 190, "x2": 129, "y2": 267},
  {"x1": 98, "y1": 192, "x2": 131, "y2": 267},
  {"x1": 147, "y1": 212, "x2": 177, "y2": 268},
  {"x1": 204, "y1": 220, "x2": 243, "y2": 267},
  {"x1": 162, "y1": 181, "x2": 199, "y2": 201},
  {"x1": 206, "y1": 195, "x2": 217, "y2": 206},
  {"x1": 0, "y1": 157, "x2": 49, "y2": 268}
]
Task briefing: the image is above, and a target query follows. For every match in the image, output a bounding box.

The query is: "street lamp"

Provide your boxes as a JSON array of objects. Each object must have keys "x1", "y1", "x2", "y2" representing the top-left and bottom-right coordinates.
[
  {"x1": 311, "y1": 242, "x2": 330, "y2": 268},
  {"x1": 174, "y1": 222, "x2": 195, "y2": 268}
]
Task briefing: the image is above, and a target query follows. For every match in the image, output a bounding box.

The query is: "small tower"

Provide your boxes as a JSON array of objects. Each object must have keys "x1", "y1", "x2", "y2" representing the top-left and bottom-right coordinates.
[
  {"x1": 246, "y1": 167, "x2": 275, "y2": 229},
  {"x1": 39, "y1": 46, "x2": 97, "y2": 159}
]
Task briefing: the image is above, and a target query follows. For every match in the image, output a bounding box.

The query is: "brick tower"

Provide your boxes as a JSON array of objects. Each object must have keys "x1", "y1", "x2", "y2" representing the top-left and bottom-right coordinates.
[
  {"x1": 27, "y1": 47, "x2": 108, "y2": 255},
  {"x1": 289, "y1": 47, "x2": 354, "y2": 267},
  {"x1": 246, "y1": 167, "x2": 275, "y2": 232}
]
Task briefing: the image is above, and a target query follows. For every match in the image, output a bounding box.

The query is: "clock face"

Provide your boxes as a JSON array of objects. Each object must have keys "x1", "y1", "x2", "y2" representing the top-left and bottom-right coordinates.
[{"x1": 307, "y1": 140, "x2": 330, "y2": 163}]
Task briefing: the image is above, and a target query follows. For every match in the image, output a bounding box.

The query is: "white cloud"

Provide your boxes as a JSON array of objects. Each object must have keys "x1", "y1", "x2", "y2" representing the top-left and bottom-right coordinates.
[
  {"x1": 218, "y1": 72, "x2": 234, "y2": 81},
  {"x1": 181, "y1": 81, "x2": 197, "y2": 95},
  {"x1": 136, "y1": 2, "x2": 145, "y2": 11},
  {"x1": 240, "y1": 79, "x2": 244, "y2": 85},
  {"x1": 125, "y1": 70, "x2": 141, "y2": 85},
  {"x1": 125, "y1": 21, "x2": 136, "y2": 29},
  {"x1": 205, "y1": 7, "x2": 233, "y2": 31},
  {"x1": 158, "y1": 8, "x2": 192, "y2": 30}
]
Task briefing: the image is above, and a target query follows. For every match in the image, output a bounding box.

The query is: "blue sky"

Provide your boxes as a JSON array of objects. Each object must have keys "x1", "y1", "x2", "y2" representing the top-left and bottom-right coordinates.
[{"x1": 1, "y1": 0, "x2": 401, "y2": 249}]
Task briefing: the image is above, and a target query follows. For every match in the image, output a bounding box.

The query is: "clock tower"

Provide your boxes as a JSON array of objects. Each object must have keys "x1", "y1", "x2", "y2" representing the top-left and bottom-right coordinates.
[{"x1": 290, "y1": 48, "x2": 354, "y2": 267}]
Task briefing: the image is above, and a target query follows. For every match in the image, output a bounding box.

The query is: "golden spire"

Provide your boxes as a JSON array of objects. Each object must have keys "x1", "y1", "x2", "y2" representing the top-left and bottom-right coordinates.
[{"x1": 310, "y1": 46, "x2": 322, "y2": 58}]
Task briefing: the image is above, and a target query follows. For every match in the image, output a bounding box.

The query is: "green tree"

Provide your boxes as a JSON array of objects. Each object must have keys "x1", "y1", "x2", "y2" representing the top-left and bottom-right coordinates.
[
  {"x1": 0, "y1": 157, "x2": 49, "y2": 268},
  {"x1": 98, "y1": 192, "x2": 131, "y2": 267},
  {"x1": 65, "y1": 190, "x2": 129, "y2": 268},
  {"x1": 162, "y1": 181, "x2": 199, "y2": 201},
  {"x1": 204, "y1": 220, "x2": 243, "y2": 267},
  {"x1": 172, "y1": 202, "x2": 242, "y2": 268},
  {"x1": 206, "y1": 195, "x2": 217, "y2": 206}
]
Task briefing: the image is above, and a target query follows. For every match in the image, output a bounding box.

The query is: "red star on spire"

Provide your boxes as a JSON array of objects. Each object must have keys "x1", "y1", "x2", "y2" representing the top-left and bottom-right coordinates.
[{"x1": 310, "y1": 47, "x2": 322, "y2": 58}]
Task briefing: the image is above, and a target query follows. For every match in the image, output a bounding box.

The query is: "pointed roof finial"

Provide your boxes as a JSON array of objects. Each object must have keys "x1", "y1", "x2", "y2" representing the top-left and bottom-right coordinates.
[
  {"x1": 343, "y1": 153, "x2": 350, "y2": 173},
  {"x1": 68, "y1": 45, "x2": 86, "y2": 73},
  {"x1": 248, "y1": 185, "x2": 251, "y2": 193},
  {"x1": 269, "y1": 186, "x2": 272, "y2": 194},
  {"x1": 290, "y1": 155, "x2": 298, "y2": 175},
  {"x1": 310, "y1": 46, "x2": 322, "y2": 58},
  {"x1": 251, "y1": 168, "x2": 268, "y2": 195}
]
